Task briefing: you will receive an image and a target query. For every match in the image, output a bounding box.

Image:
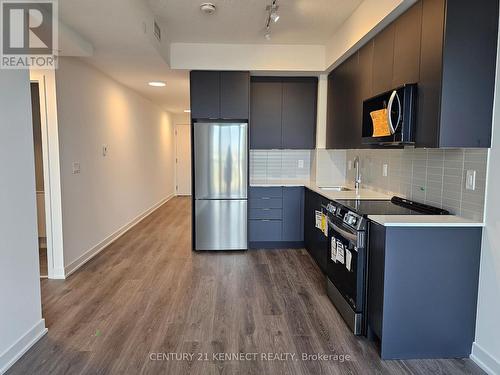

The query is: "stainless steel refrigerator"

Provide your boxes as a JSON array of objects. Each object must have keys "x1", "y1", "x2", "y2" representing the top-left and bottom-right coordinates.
[{"x1": 193, "y1": 122, "x2": 248, "y2": 250}]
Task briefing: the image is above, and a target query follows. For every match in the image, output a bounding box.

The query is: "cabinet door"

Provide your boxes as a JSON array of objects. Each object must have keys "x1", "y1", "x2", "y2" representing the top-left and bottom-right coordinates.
[
  {"x1": 282, "y1": 80, "x2": 317, "y2": 149},
  {"x1": 304, "y1": 189, "x2": 315, "y2": 257},
  {"x1": 220, "y1": 71, "x2": 249, "y2": 119},
  {"x1": 372, "y1": 24, "x2": 395, "y2": 95},
  {"x1": 250, "y1": 81, "x2": 282, "y2": 149},
  {"x1": 326, "y1": 61, "x2": 348, "y2": 149},
  {"x1": 344, "y1": 53, "x2": 361, "y2": 149},
  {"x1": 357, "y1": 41, "x2": 374, "y2": 148},
  {"x1": 416, "y1": 0, "x2": 446, "y2": 148},
  {"x1": 282, "y1": 187, "x2": 304, "y2": 242},
  {"x1": 393, "y1": 2, "x2": 423, "y2": 87},
  {"x1": 304, "y1": 189, "x2": 328, "y2": 273},
  {"x1": 190, "y1": 71, "x2": 220, "y2": 119}
]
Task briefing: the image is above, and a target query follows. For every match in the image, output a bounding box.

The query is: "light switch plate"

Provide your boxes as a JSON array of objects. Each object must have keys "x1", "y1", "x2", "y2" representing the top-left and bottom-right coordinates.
[
  {"x1": 383, "y1": 164, "x2": 388, "y2": 177},
  {"x1": 102, "y1": 144, "x2": 109, "y2": 157},
  {"x1": 466, "y1": 170, "x2": 476, "y2": 191},
  {"x1": 348, "y1": 160, "x2": 352, "y2": 170},
  {"x1": 298, "y1": 160, "x2": 304, "y2": 169},
  {"x1": 72, "y1": 162, "x2": 80, "y2": 174}
]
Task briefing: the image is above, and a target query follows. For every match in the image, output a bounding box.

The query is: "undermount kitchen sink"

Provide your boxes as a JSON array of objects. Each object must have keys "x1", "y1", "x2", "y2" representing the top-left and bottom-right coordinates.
[{"x1": 318, "y1": 186, "x2": 352, "y2": 192}]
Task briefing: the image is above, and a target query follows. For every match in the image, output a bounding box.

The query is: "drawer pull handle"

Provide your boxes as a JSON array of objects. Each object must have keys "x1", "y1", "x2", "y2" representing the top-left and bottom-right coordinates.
[
  {"x1": 261, "y1": 197, "x2": 271, "y2": 200},
  {"x1": 262, "y1": 208, "x2": 271, "y2": 211}
]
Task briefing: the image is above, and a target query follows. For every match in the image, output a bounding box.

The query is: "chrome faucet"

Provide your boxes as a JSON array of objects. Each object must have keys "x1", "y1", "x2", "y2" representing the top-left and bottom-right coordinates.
[{"x1": 354, "y1": 156, "x2": 361, "y2": 192}]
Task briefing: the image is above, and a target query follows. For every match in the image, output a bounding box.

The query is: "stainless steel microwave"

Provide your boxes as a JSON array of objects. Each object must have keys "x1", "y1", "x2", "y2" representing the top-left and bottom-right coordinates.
[{"x1": 362, "y1": 84, "x2": 417, "y2": 146}]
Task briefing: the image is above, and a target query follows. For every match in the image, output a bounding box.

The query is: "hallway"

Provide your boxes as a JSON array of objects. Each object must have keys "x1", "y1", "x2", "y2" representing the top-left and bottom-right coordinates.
[{"x1": 7, "y1": 197, "x2": 483, "y2": 374}]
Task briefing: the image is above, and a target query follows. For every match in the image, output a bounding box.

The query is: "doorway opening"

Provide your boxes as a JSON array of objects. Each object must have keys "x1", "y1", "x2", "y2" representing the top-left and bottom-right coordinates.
[
  {"x1": 30, "y1": 82, "x2": 48, "y2": 278},
  {"x1": 29, "y1": 70, "x2": 65, "y2": 279},
  {"x1": 175, "y1": 124, "x2": 192, "y2": 196}
]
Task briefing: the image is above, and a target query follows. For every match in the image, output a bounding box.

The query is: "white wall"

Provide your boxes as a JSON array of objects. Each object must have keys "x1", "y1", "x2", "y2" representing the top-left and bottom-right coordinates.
[
  {"x1": 170, "y1": 43, "x2": 325, "y2": 72},
  {"x1": 0, "y1": 70, "x2": 46, "y2": 373},
  {"x1": 55, "y1": 57, "x2": 176, "y2": 274},
  {"x1": 472, "y1": 29, "x2": 500, "y2": 374}
]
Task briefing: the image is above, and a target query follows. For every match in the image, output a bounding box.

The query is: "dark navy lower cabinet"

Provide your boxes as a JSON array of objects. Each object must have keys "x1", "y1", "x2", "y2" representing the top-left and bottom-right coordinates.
[
  {"x1": 282, "y1": 187, "x2": 304, "y2": 242},
  {"x1": 249, "y1": 186, "x2": 304, "y2": 249},
  {"x1": 367, "y1": 223, "x2": 483, "y2": 359},
  {"x1": 304, "y1": 188, "x2": 328, "y2": 273}
]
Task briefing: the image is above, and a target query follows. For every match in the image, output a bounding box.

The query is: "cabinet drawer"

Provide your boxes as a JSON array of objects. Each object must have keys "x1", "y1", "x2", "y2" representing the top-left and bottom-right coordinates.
[
  {"x1": 249, "y1": 198, "x2": 282, "y2": 209},
  {"x1": 249, "y1": 220, "x2": 282, "y2": 242},
  {"x1": 249, "y1": 208, "x2": 282, "y2": 220},
  {"x1": 249, "y1": 187, "x2": 283, "y2": 199}
]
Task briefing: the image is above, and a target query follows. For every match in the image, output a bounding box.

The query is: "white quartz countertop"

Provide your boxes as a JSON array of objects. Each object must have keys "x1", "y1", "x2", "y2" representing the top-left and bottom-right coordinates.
[
  {"x1": 250, "y1": 179, "x2": 311, "y2": 187},
  {"x1": 250, "y1": 180, "x2": 392, "y2": 200},
  {"x1": 249, "y1": 179, "x2": 484, "y2": 228},
  {"x1": 368, "y1": 215, "x2": 485, "y2": 227}
]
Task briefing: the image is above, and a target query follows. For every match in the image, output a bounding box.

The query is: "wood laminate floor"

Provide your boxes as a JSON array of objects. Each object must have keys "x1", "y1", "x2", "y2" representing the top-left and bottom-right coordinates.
[{"x1": 8, "y1": 197, "x2": 484, "y2": 375}]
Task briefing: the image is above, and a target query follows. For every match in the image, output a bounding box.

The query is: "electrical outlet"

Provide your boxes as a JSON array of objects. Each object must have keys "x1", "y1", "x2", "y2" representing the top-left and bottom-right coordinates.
[
  {"x1": 72, "y1": 162, "x2": 80, "y2": 174},
  {"x1": 383, "y1": 164, "x2": 388, "y2": 177},
  {"x1": 298, "y1": 160, "x2": 304, "y2": 169},
  {"x1": 466, "y1": 170, "x2": 476, "y2": 191},
  {"x1": 348, "y1": 160, "x2": 352, "y2": 170}
]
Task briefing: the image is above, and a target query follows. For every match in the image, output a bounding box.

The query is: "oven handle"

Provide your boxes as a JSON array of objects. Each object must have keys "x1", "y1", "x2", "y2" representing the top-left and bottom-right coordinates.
[{"x1": 329, "y1": 219, "x2": 358, "y2": 244}]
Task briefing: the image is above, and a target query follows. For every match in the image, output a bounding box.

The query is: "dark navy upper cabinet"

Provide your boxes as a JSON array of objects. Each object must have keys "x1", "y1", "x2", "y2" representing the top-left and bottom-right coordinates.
[
  {"x1": 392, "y1": 1, "x2": 422, "y2": 88},
  {"x1": 250, "y1": 77, "x2": 317, "y2": 150},
  {"x1": 220, "y1": 71, "x2": 250, "y2": 119},
  {"x1": 372, "y1": 23, "x2": 395, "y2": 95},
  {"x1": 282, "y1": 80, "x2": 317, "y2": 149},
  {"x1": 250, "y1": 80, "x2": 282, "y2": 149},
  {"x1": 190, "y1": 71, "x2": 220, "y2": 119},
  {"x1": 325, "y1": 0, "x2": 498, "y2": 149},
  {"x1": 282, "y1": 187, "x2": 305, "y2": 242},
  {"x1": 190, "y1": 71, "x2": 249, "y2": 120},
  {"x1": 418, "y1": 0, "x2": 498, "y2": 148}
]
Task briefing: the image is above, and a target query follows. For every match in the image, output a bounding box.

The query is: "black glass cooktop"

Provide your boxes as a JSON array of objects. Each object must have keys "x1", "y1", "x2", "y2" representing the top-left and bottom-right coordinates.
[{"x1": 334, "y1": 197, "x2": 449, "y2": 216}]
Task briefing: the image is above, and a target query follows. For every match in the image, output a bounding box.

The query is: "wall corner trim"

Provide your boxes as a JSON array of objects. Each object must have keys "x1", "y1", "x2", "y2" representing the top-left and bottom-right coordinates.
[
  {"x1": 0, "y1": 319, "x2": 47, "y2": 375},
  {"x1": 471, "y1": 342, "x2": 500, "y2": 375},
  {"x1": 64, "y1": 194, "x2": 175, "y2": 278}
]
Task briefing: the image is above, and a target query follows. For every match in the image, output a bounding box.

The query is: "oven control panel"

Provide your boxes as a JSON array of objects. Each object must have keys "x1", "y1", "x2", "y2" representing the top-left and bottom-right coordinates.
[{"x1": 344, "y1": 212, "x2": 359, "y2": 227}]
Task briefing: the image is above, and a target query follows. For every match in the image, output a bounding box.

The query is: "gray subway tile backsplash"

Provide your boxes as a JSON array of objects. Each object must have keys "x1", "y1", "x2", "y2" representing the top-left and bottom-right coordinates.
[
  {"x1": 250, "y1": 150, "x2": 312, "y2": 182},
  {"x1": 346, "y1": 148, "x2": 488, "y2": 221}
]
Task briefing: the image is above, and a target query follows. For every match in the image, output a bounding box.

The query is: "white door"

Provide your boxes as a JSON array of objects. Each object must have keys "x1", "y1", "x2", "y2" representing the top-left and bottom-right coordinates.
[{"x1": 175, "y1": 125, "x2": 192, "y2": 195}]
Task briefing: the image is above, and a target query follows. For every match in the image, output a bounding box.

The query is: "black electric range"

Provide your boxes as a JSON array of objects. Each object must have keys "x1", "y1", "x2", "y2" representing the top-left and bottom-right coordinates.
[{"x1": 334, "y1": 196, "x2": 449, "y2": 217}]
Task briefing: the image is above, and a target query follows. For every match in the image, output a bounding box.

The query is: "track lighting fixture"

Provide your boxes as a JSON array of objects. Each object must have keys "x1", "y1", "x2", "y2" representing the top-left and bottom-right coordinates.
[{"x1": 264, "y1": 0, "x2": 279, "y2": 40}]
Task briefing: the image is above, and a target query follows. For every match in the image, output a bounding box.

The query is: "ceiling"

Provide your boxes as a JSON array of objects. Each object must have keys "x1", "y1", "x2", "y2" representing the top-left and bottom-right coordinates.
[
  {"x1": 149, "y1": 0, "x2": 364, "y2": 44},
  {"x1": 59, "y1": 0, "x2": 190, "y2": 114},
  {"x1": 59, "y1": 0, "x2": 365, "y2": 114}
]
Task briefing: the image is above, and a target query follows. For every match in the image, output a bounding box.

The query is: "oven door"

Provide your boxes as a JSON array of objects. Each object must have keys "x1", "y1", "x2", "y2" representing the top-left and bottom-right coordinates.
[{"x1": 326, "y1": 216, "x2": 366, "y2": 313}]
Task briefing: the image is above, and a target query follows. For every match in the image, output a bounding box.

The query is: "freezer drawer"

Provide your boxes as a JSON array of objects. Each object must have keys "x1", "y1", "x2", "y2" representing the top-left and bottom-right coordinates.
[{"x1": 195, "y1": 199, "x2": 247, "y2": 250}]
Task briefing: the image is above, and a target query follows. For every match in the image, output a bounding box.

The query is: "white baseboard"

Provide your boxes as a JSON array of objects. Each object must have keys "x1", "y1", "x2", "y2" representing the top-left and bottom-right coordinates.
[
  {"x1": 64, "y1": 194, "x2": 174, "y2": 278},
  {"x1": 0, "y1": 319, "x2": 47, "y2": 375},
  {"x1": 471, "y1": 342, "x2": 500, "y2": 375}
]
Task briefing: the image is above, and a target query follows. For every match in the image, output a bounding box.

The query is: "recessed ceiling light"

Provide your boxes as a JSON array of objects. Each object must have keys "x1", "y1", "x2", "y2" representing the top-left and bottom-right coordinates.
[
  {"x1": 148, "y1": 81, "x2": 166, "y2": 87},
  {"x1": 200, "y1": 3, "x2": 216, "y2": 15},
  {"x1": 184, "y1": 109, "x2": 191, "y2": 113}
]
